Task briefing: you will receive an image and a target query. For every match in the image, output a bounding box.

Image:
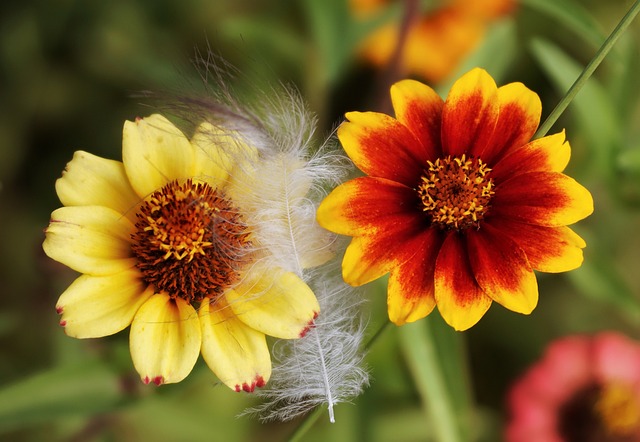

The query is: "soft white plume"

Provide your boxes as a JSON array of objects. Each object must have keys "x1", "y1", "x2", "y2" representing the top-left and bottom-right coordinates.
[
  {"x1": 149, "y1": 51, "x2": 370, "y2": 421},
  {"x1": 247, "y1": 268, "x2": 370, "y2": 422}
]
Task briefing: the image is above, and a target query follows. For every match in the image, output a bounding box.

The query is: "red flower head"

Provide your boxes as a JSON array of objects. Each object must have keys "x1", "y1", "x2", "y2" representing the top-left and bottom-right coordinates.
[
  {"x1": 506, "y1": 332, "x2": 640, "y2": 441},
  {"x1": 317, "y1": 68, "x2": 593, "y2": 330}
]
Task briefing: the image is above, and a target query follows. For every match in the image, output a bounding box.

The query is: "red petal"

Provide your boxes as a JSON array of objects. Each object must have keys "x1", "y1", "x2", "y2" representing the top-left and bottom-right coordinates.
[
  {"x1": 466, "y1": 224, "x2": 538, "y2": 314},
  {"x1": 317, "y1": 176, "x2": 420, "y2": 237},
  {"x1": 491, "y1": 131, "x2": 570, "y2": 184},
  {"x1": 338, "y1": 111, "x2": 427, "y2": 186},
  {"x1": 441, "y1": 68, "x2": 499, "y2": 158},
  {"x1": 390, "y1": 79, "x2": 444, "y2": 162},
  {"x1": 488, "y1": 217, "x2": 586, "y2": 273},
  {"x1": 479, "y1": 82, "x2": 541, "y2": 164},
  {"x1": 491, "y1": 172, "x2": 593, "y2": 227},
  {"x1": 387, "y1": 228, "x2": 443, "y2": 325},
  {"x1": 434, "y1": 232, "x2": 492, "y2": 331}
]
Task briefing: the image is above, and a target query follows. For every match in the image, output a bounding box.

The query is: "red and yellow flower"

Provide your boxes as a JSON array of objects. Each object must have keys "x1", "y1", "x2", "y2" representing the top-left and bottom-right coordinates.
[
  {"x1": 506, "y1": 332, "x2": 640, "y2": 441},
  {"x1": 317, "y1": 68, "x2": 593, "y2": 330},
  {"x1": 44, "y1": 114, "x2": 320, "y2": 389}
]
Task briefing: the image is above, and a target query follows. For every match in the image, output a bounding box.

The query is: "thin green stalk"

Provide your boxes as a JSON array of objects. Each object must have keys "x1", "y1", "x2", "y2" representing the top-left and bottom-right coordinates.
[
  {"x1": 535, "y1": 0, "x2": 640, "y2": 138},
  {"x1": 399, "y1": 319, "x2": 462, "y2": 442}
]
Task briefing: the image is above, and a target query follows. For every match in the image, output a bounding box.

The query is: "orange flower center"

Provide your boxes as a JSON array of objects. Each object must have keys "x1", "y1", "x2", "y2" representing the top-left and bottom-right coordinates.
[
  {"x1": 417, "y1": 154, "x2": 495, "y2": 230},
  {"x1": 131, "y1": 179, "x2": 252, "y2": 304},
  {"x1": 595, "y1": 382, "x2": 640, "y2": 438}
]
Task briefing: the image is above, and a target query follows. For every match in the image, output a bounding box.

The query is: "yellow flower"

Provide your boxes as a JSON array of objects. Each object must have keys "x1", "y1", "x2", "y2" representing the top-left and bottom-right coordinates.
[
  {"x1": 44, "y1": 114, "x2": 320, "y2": 390},
  {"x1": 317, "y1": 68, "x2": 593, "y2": 331},
  {"x1": 354, "y1": 0, "x2": 516, "y2": 82}
]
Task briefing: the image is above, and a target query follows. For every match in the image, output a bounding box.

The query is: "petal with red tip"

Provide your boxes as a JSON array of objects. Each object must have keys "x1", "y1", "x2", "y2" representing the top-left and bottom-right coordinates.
[
  {"x1": 434, "y1": 232, "x2": 492, "y2": 331},
  {"x1": 488, "y1": 217, "x2": 586, "y2": 272},
  {"x1": 390, "y1": 79, "x2": 443, "y2": 161},
  {"x1": 130, "y1": 294, "x2": 201, "y2": 385},
  {"x1": 466, "y1": 224, "x2": 538, "y2": 314},
  {"x1": 441, "y1": 68, "x2": 499, "y2": 157},
  {"x1": 387, "y1": 228, "x2": 443, "y2": 325},
  {"x1": 43, "y1": 206, "x2": 137, "y2": 276},
  {"x1": 491, "y1": 131, "x2": 570, "y2": 183},
  {"x1": 338, "y1": 112, "x2": 426, "y2": 186},
  {"x1": 492, "y1": 172, "x2": 594, "y2": 227},
  {"x1": 317, "y1": 176, "x2": 418, "y2": 237},
  {"x1": 200, "y1": 296, "x2": 271, "y2": 392},
  {"x1": 122, "y1": 114, "x2": 196, "y2": 198},
  {"x1": 480, "y1": 82, "x2": 541, "y2": 163},
  {"x1": 56, "y1": 269, "x2": 153, "y2": 338},
  {"x1": 226, "y1": 269, "x2": 319, "y2": 339},
  {"x1": 55, "y1": 151, "x2": 141, "y2": 222}
]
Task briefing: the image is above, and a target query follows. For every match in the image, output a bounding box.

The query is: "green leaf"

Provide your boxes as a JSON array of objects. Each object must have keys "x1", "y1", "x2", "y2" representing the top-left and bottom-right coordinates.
[
  {"x1": 0, "y1": 359, "x2": 122, "y2": 433},
  {"x1": 520, "y1": 0, "x2": 606, "y2": 49}
]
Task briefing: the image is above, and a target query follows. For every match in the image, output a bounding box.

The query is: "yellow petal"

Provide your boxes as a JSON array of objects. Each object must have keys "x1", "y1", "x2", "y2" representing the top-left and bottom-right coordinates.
[
  {"x1": 226, "y1": 269, "x2": 319, "y2": 339},
  {"x1": 191, "y1": 121, "x2": 237, "y2": 187},
  {"x1": 57, "y1": 269, "x2": 153, "y2": 338},
  {"x1": 122, "y1": 114, "x2": 196, "y2": 198},
  {"x1": 434, "y1": 232, "x2": 492, "y2": 331},
  {"x1": 55, "y1": 151, "x2": 141, "y2": 222},
  {"x1": 442, "y1": 67, "x2": 499, "y2": 158},
  {"x1": 130, "y1": 294, "x2": 201, "y2": 385},
  {"x1": 342, "y1": 237, "x2": 392, "y2": 286},
  {"x1": 466, "y1": 225, "x2": 539, "y2": 315},
  {"x1": 200, "y1": 297, "x2": 271, "y2": 392},
  {"x1": 43, "y1": 206, "x2": 137, "y2": 275}
]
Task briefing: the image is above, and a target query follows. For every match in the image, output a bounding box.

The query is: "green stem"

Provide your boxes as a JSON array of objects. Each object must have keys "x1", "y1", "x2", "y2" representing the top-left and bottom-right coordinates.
[
  {"x1": 399, "y1": 318, "x2": 462, "y2": 442},
  {"x1": 535, "y1": 0, "x2": 640, "y2": 138}
]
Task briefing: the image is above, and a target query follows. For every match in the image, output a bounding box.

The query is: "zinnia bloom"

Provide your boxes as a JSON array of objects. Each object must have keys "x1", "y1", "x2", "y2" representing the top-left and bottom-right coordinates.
[
  {"x1": 44, "y1": 114, "x2": 321, "y2": 390},
  {"x1": 317, "y1": 68, "x2": 593, "y2": 330},
  {"x1": 353, "y1": 0, "x2": 516, "y2": 82},
  {"x1": 506, "y1": 332, "x2": 640, "y2": 441}
]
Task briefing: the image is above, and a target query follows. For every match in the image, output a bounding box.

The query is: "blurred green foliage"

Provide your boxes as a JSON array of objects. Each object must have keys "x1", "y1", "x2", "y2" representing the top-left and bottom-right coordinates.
[{"x1": 1, "y1": 0, "x2": 640, "y2": 440}]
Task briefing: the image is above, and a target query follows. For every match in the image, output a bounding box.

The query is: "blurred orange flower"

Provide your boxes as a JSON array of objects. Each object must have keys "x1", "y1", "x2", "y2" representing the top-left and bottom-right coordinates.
[
  {"x1": 506, "y1": 332, "x2": 640, "y2": 441},
  {"x1": 353, "y1": 0, "x2": 516, "y2": 82}
]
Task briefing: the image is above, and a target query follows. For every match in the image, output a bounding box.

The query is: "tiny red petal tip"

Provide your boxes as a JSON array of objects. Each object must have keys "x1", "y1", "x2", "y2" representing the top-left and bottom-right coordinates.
[
  {"x1": 255, "y1": 375, "x2": 266, "y2": 388},
  {"x1": 234, "y1": 384, "x2": 242, "y2": 392},
  {"x1": 135, "y1": 116, "x2": 143, "y2": 122},
  {"x1": 56, "y1": 306, "x2": 63, "y2": 314},
  {"x1": 152, "y1": 376, "x2": 164, "y2": 386},
  {"x1": 299, "y1": 313, "x2": 319, "y2": 338},
  {"x1": 143, "y1": 376, "x2": 150, "y2": 385},
  {"x1": 59, "y1": 320, "x2": 67, "y2": 327}
]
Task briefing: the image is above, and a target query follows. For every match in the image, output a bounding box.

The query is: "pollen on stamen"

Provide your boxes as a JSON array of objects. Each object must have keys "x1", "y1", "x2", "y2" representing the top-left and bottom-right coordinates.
[
  {"x1": 130, "y1": 179, "x2": 252, "y2": 305},
  {"x1": 417, "y1": 154, "x2": 495, "y2": 230}
]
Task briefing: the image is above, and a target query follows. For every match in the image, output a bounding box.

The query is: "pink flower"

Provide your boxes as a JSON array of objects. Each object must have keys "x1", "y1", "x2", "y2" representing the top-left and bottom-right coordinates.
[{"x1": 505, "y1": 332, "x2": 640, "y2": 441}]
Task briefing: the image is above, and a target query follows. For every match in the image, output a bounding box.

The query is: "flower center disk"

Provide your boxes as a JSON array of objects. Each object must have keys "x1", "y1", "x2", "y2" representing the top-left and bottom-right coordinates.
[
  {"x1": 131, "y1": 179, "x2": 251, "y2": 304},
  {"x1": 417, "y1": 154, "x2": 495, "y2": 230}
]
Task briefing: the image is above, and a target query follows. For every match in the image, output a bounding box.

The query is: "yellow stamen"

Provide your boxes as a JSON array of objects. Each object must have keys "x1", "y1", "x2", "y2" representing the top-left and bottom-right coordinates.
[{"x1": 417, "y1": 154, "x2": 495, "y2": 230}]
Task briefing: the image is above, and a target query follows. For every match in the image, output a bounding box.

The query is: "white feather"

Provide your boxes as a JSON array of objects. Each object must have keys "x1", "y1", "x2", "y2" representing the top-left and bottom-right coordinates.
[{"x1": 158, "y1": 52, "x2": 370, "y2": 422}]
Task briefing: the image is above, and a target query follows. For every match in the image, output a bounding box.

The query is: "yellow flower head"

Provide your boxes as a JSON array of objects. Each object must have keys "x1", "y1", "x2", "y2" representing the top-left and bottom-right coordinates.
[
  {"x1": 317, "y1": 68, "x2": 594, "y2": 331},
  {"x1": 44, "y1": 112, "x2": 332, "y2": 390}
]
